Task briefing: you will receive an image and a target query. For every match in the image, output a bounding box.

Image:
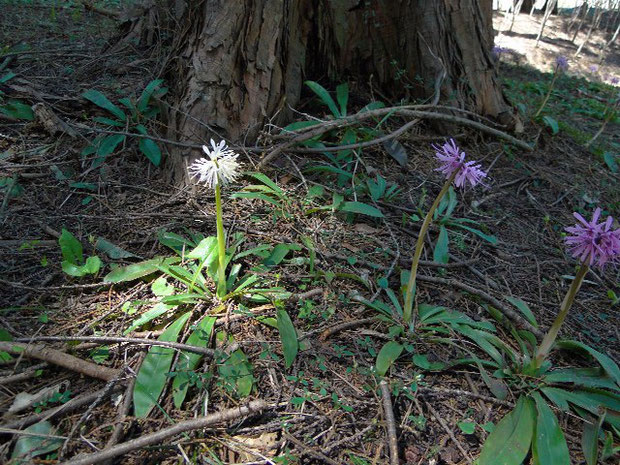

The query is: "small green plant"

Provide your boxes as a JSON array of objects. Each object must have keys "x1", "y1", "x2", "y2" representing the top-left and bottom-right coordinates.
[
  {"x1": 58, "y1": 229, "x2": 102, "y2": 277},
  {"x1": 81, "y1": 79, "x2": 167, "y2": 167},
  {"x1": 0, "y1": 71, "x2": 34, "y2": 121}
]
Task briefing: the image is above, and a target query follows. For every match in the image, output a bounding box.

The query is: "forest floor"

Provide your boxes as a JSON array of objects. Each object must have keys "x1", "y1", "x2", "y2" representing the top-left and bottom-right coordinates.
[{"x1": 0, "y1": 3, "x2": 619, "y2": 465}]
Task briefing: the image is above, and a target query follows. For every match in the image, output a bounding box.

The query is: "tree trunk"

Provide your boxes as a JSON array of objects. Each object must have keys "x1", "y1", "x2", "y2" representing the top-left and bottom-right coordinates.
[
  {"x1": 535, "y1": 0, "x2": 557, "y2": 47},
  {"x1": 164, "y1": 0, "x2": 511, "y2": 183}
]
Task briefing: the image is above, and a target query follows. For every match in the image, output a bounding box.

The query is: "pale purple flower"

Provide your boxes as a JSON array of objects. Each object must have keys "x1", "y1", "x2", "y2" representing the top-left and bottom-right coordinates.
[
  {"x1": 610, "y1": 76, "x2": 619, "y2": 86},
  {"x1": 588, "y1": 65, "x2": 598, "y2": 73},
  {"x1": 492, "y1": 46, "x2": 510, "y2": 59},
  {"x1": 565, "y1": 208, "x2": 620, "y2": 269},
  {"x1": 433, "y1": 139, "x2": 487, "y2": 189},
  {"x1": 555, "y1": 55, "x2": 569, "y2": 72}
]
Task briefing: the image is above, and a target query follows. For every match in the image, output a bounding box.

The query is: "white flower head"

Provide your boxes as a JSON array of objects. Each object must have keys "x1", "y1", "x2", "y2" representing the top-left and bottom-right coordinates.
[{"x1": 188, "y1": 139, "x2": 241, "y2": 189}]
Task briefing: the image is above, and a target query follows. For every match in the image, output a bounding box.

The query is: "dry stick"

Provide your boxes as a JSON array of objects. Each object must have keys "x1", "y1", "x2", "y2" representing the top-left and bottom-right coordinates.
[
  {"x1": 102, "y1": 355, "x2": 143, "y2": 465},
  {"x1": 319, "y1": 318, "x2": 376, "y2": 341},
  {"x1": 258, "y1": 107, "x2": 532, "y2": 168},
  {"x1": 379, "y1": 380, "x2": 399, "y2": 465},
  {"x1": 15, "y1": 336, "x2": 216, "y2": 357},
  {"x1": 423, "y1": 400, "x2": 474, "y2": 465},
  {"x1": 416, "y1": 275, "x2": 543, "y2": 338},
  {"x1": 1, "y1": 387, "x2": 123, "y2": 430},
  {"x1": 60, "y1": 400, "x2": 269, "y2": 465},
  {"x1": 0, "y1": 342, "x2": 117, "y2": 381},
  {"x1": 283, "y1": 432, "x2": 341, "y2": 465}
]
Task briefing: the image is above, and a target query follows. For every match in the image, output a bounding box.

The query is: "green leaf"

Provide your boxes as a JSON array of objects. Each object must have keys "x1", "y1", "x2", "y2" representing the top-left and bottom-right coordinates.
[
  {"x1": 336, "y1": 82, "x2": 349, "y2": 117},
  {"x1": 375, "y1": 341, "x2": 404, "y2": 377},
  {"x1": 95, "y1": 237, "x2": 139, "y2": 259},
  {"x1": 172, "y1": 316, "x2": 216, "y2": 408},
  {"x1": 247, "y1": 172, "x2": 284, "y2": 196},
  {"x1": 581, "y1": 413, "x2": 604, "y2": 465},
  {"x1": 124, "y1": 302, "x2": 173, "y2": 335},
  {"x1": 531, "y1": 392, "x2": 570, "y2": 465},
  {"x1": 555, "y1": 340, "x2": 620, "y2": 387},
  {"x1": 412, "y1": 353, "x2": 445, "y2": 371},
  {"x1": 151, "y1": 276, "x2": 175, "y2": 296},
  {"x1": 139, "y1": 137, "x2": 161, "y2": 166},
  {"x1": 138, "y1": 79, "x2": 164, "y2": 112},
  {"x1": 542, "y1": 115, "x2": 559, "y2": 135},
  {"x1": 505, "y1": 296, "x2": 538, "y2": 328},
  {"x1": 83, "y1": 255, "x2": 102, "y2": 274},
  {"x1": 338, "y1": 201, "x2": 384, "y2": 218},
  {"x1": 58, "y1": 229, "x2": 83, "y2": 264},
  {"x1": 103, "y1": 257, "x2": 180, "y2": 283},
  {"x1": 305, "y1": 80, "x2": 341, "y2": 118},
  {"x1": 231, "y1": 191, "x2": 282, "y2": 207},
  {"x1": 133, "y1": 311, "x2": 191, "y2": 418},
  {"x1": 478, "y1": 395, "x2": 536, "y2": 465},
  {"x1": 263, "y1": 243, "x2": 301, "y2": 267},
  {"x1": 93, "y1": 134, "x2": 125, "y2": 167},
  {"x1": 449, "y1": 222, "x2": 498, "y2": 244},
  {"x1": 0, "y1": 100, "x2": 34, "y2": 120},
  {"x1": 92, "y1": 116, "x2": 125, "y2": 127},
  {"x1": 82, "y1": 89, "x2": 126, "y2": 121},
  {"x1": 280, "y1": 120, "x2": 321, "y2": 133},
  {"x1": 603, "y1": 152, "x2": 618, "y2": 173},
  {"x1": 276, "y1": 308, "x2": 298, "y2": 369},
  {"x1": 543, "y1": 367, "x2": 618, "y2": 391},
  {"x1": 10, "y1": 421, "x2": 63, "y2": 464},
  {"x1": 457, "y1": 421, "x2": 476, "y2": 435},
  {"x1": 219, "y1": 347, "x2": 254, "y2": 397},
  {"x1": 186, "y1": 236, "x2": 218, "y2": 261},
  {"x1": 433, "y1": 226, "x2": 449, "y2": 264}
]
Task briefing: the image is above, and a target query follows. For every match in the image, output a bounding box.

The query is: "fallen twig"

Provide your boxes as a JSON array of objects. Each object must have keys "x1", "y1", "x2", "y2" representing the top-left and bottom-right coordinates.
[
  {"x1": 1, "y1": 387, "x2": 123, "y2": 431},
  {"x1": 380, "y1": 380, "x2": 400, "y2": 465},
  {"x1": 60, "y1": 400, "x2": 269, "y2": 465},
  {"x1": 0, "y1": 342, "x2": 118, "y2": 381},
  {"x1": 15, "y1": 336, "x2": 216, "y2": 357},
  {"x1": 424, "y1": 400, "x2": 474, "y2": 465}
]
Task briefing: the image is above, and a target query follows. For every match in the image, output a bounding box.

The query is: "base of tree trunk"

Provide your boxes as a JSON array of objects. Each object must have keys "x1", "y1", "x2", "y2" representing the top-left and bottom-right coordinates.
[{"x1": 117, "y1": 0, "x2": 514, "y2": 183}]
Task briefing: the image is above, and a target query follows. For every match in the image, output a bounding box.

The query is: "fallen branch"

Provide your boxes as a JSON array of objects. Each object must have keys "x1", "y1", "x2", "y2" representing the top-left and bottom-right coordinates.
[
  {"x1": 15, "y1": 336, "x2": 216, "y2": 357},
  {"x1": 379, "y1": 380, "x2": 399, "y2": 465},
  {"x1": 1, "y1": 387, "x2": 123, "y2": 431},
  {"x1": 0, "y1": 342, "x2": 117, "y2": 381},
  {"x1": 258, "y1": 105, "x2": 532, "y2": 168},
  {"x1": 60, "y1": 400, "x2": 269, "y2": 465},
  {"x1": 80, "y1": 0, "x2": 119, "y2": 18}
]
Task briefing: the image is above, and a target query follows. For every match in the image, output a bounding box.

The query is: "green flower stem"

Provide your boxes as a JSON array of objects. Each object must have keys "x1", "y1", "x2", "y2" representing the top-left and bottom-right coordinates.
[
  {"x1": 534, "y1": 71, "x2": 559, "y2": 118},
  {"x1": 403, "y1": 171, "x2": 457, "y2": 325},
  {"x1": 534, "y1": 263, "x2": 589, "y2": 367},
  {"x1": 215, "y1": 183, "x2": 227, "y2": 298}
]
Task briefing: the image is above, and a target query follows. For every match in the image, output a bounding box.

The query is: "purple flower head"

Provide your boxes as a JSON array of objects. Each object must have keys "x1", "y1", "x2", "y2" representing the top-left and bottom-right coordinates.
[
  {"x1": 588, "y1": 64, "x2": 598, "y2": 73},
  {"x1": 555, "y1": 55, "x2": 569, "y2": 72},
  {"x1": 610, "y1": 76, "x2": 619, "y2": 86},
  {"x1": 433, "y1": 139, "x2": 487, "y2": 189},
  {"x1": 565, "y1": 208, "x2": 620, "y2": 269},
  {"x1": 492, "y1": 46, "x2": 510, "y2": 58}
]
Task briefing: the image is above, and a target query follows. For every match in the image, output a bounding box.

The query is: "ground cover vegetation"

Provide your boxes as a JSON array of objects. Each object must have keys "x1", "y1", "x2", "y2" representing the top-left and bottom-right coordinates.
[{"x1": 0, "y1": 1, "x2": 619, "y2": 464}]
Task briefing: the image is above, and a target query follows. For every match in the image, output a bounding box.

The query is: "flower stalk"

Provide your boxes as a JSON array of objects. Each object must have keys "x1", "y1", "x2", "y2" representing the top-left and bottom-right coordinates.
[
  {"x1": 403, "y1": 171, "x2": 456, "y2": 325},
  {"x1": 535, "y1": 56, "x2": 568, "y2": 118},
  {"x1": 188, "y1": 139, "x2": 241, "y2": 300},
  {"x1": 534, "y1": 263, "x2": 588, "y2": 367},
  {"x1": 215, "y1": 183, "x2": 227, "y2": 297}
]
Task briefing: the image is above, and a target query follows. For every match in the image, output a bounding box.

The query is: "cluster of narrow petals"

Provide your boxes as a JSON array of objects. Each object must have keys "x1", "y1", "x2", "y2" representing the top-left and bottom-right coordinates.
[
  {"x1": 565, "y1": 208, "x2": 620, "y2": 269},
  {"x1": 188, "y1": 139, "x2": 241, "y2": 189},
  {"x1": 433, "y1": 138, "x2": 487, "y2": 188}
]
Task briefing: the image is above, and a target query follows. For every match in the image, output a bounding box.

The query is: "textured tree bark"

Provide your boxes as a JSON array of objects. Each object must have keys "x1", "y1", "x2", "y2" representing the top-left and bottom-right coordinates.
[{"x1": 164, "y1": 0, "x2": 512, "y2": 183}]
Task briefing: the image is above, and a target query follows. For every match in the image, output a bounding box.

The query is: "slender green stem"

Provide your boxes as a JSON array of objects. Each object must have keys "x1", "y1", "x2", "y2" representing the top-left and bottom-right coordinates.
[
  {"x1": 534, "y1": 71, "x2": 558, "y2": 118},
  {"x1": 534, "y1": 263, "x2": 589, "y2": 367},
  {"x1": 215, "y1": 183, "x2": 227, "y2": 298},
  {"x1": 403, "y1": 172, "x2": 456, "y2": 326}
]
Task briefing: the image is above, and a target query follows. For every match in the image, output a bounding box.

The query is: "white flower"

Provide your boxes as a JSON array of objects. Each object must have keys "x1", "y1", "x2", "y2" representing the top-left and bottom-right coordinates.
[{"x1": 188, "y1": 139, "x2": 241, "y2": 189}]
